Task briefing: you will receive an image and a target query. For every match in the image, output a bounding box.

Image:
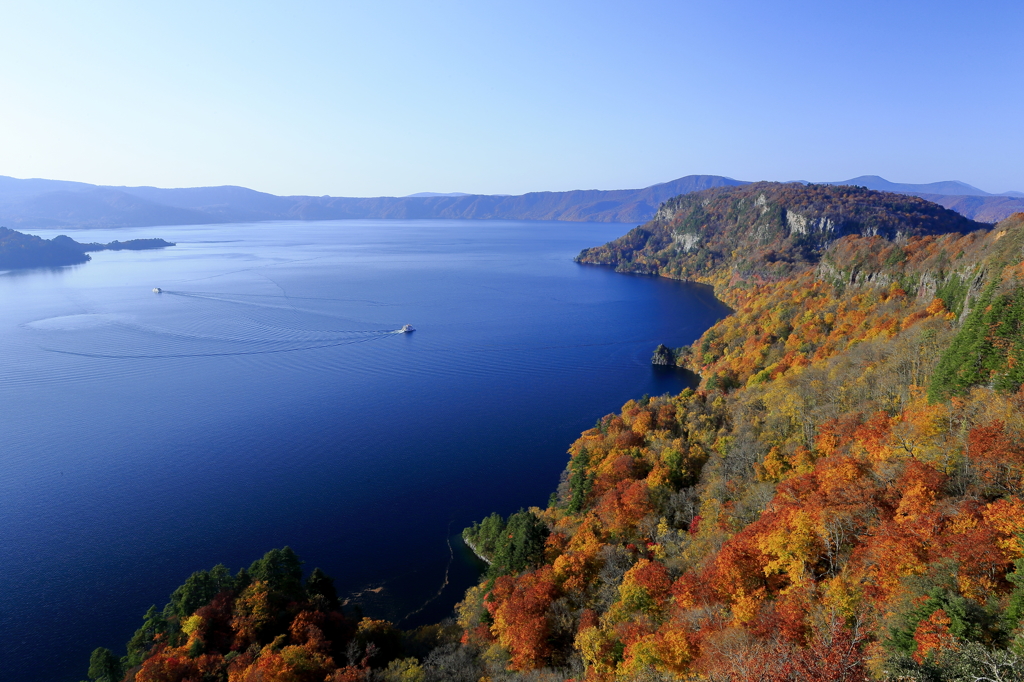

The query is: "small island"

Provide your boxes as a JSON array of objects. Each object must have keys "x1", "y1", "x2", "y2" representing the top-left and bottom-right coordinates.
[{"x1": 0, "y1": 227, "x2": 175, "y2": 269}]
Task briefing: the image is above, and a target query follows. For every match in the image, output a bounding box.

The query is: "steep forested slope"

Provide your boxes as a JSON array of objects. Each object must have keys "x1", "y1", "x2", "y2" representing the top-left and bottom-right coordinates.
[
  {"x1": 447, "y1": 191, "x2": 1024, "y2": 681},
  {"x1": 84, "y1": 188, "x2": 1024, "y2": 682}
]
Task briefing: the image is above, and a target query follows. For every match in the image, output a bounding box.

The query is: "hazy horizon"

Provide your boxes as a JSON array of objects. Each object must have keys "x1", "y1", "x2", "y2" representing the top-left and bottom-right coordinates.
[
  {"x1": 0, "y1": 171, "x2": 1019, "y2": 200},
  {"x1": 1, "y1": 1, "x2": 1021, "y2": 197}
]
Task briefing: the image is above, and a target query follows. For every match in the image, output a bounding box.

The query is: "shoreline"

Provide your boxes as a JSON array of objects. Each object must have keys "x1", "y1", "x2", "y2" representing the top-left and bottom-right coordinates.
[{"x1": 461, "y1": 534, "x2": 492, "y2": 565}]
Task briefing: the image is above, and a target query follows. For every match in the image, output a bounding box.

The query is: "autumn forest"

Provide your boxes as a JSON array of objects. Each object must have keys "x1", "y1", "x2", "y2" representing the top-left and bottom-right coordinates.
[{"x1": 85, "y1": 183, "x2": 1024, "y2": 682}]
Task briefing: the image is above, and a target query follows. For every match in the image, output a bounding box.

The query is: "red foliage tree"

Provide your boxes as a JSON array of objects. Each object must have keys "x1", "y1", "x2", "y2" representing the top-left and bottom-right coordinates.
[{"x1": 486, "y1": 567, "x2": 559, "y2": 669}]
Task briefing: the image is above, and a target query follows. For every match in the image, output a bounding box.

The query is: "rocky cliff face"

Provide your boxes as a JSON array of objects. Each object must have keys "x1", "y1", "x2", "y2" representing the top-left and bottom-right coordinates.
[
  {"x1": 815, "y1": 212, "x2": 1024, "y2": 320},
  {"x1": 651, "y1": 344, "x2": 677, "y2": 366}
]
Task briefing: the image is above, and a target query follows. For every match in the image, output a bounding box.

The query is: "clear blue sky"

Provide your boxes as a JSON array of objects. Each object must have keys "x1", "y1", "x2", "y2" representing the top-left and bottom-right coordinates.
[{"x1": 1, "y1": 1, "x2": 1021, "y2": 196}]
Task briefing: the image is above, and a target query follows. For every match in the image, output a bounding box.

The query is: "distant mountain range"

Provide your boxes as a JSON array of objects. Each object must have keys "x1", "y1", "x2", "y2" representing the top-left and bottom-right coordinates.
[
  {"x1": 818, "y1": 175, "x2": 1024, "y2": 223},
  {"x1": 0, "y1": 174, "x2": 747, "y2": 229},
  {"x1": 0, "y1": 173, "x2": 1020, "y2": 229},
  {"x1": 821, "y1": 174, "x2": 1024, "y2": 198}
]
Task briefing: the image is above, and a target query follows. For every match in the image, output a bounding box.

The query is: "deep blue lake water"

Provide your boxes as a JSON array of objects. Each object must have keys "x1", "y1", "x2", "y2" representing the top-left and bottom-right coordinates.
[{"x1": 0, "y1": 219, "x2": 729, "y2": 682}]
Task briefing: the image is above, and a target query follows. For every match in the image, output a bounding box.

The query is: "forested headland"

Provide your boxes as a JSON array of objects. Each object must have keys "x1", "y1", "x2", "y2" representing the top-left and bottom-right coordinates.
[
  {"x1": 0, "y1": 226, "x2": 174, "y2": 269},
  {"x1": 84, "y1": 184, "x2": 1024, "y2": 681}
]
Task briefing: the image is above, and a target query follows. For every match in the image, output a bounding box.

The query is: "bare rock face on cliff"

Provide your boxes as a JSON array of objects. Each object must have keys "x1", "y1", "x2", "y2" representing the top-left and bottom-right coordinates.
[{"x1": 651, "y1": 344, "x2": 677, "y2": 366}]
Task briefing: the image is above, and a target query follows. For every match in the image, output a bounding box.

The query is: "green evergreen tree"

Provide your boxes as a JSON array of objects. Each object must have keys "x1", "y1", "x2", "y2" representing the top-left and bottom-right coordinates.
[
  {"x1": 1004, "y1": 546, "x2": 1024, "y2": 633},
  {"x1": 930, "y1": 283, "x2": 996, "y2": 400},
  {"x1": 87, "y1": 647, "x2": 122, "y2": 682},
  {"x1": 991, "y1": 286, "x2": 1024, "y2": 393},
  {"x1": 566, "y1": 448, "x2": 593, "y2": 514},
  {"x1": 488, "y1": 509, "x2": 549, "y2": 578},
  {"x1": 123, "y1": 605, "x2": 168, "y2": 668},
  {"x1": 248, "y1": 546, "x2": 304, "y2": 597},
  {"x1": 463, "y1": 512, "x2": 506, "y2": 560},
  {"x1": 306, "y1": 567, "x2": 340, "y2": 610},
  {"x1": 931, "y1": 283, "x2": 1024, "y2": 400},
  {"x1": 166, "y1": 563, "x2": 237, "y2": 620}
]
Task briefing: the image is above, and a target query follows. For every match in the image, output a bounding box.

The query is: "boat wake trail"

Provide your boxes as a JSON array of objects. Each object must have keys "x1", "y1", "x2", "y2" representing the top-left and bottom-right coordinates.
[
  {"x1": 40, "y1": 332, "x2": 395, "y2": 359},
  {"x1": 30, "y1": 289, "x2": 412, "y2": 359},
  {"x1": 398, "y1": 523, "x2": 454, "y2": 625}
]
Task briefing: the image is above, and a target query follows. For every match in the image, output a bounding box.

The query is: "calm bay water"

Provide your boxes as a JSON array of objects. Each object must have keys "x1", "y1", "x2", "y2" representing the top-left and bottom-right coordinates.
[{"x1": 0, "y1": 219, "x2": 729, "y2": 682}]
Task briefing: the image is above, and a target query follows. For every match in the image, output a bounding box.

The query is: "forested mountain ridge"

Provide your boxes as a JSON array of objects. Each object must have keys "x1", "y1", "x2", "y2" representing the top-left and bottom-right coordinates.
[
  {"x1": 915, "y1": 193, "x2": 1024, "y2": 224},
  {"x1": 575, "y1": 182, "x2": 985, "y2": 286},
  {"x1": 83, "y1": 190, "x2": 1024, "y2": 681},
  {"x1": 820, "y1": 177, "x2": 1024, "y2": 222},
  {"x1": 822, "y1": 175, "x2": 1014, "y2": 198}
]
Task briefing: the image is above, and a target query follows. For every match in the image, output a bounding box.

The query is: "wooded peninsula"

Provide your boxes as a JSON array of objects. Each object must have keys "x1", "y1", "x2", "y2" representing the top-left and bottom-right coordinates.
[
  {"x1": 83, "y1": 183, "x2": 1024, "y2": 682},
  {"x1": 0, "y1": 226, "x2": 174, "y2": 269}
]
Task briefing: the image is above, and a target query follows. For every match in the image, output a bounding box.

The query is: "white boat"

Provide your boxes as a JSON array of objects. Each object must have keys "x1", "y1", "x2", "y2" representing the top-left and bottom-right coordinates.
[
  {"x1": 399, "y1": 324, "x2": 414, "y2": 333},
  {"x1": 152, "y1": 287, "x2": 162, "y2": 293}
]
